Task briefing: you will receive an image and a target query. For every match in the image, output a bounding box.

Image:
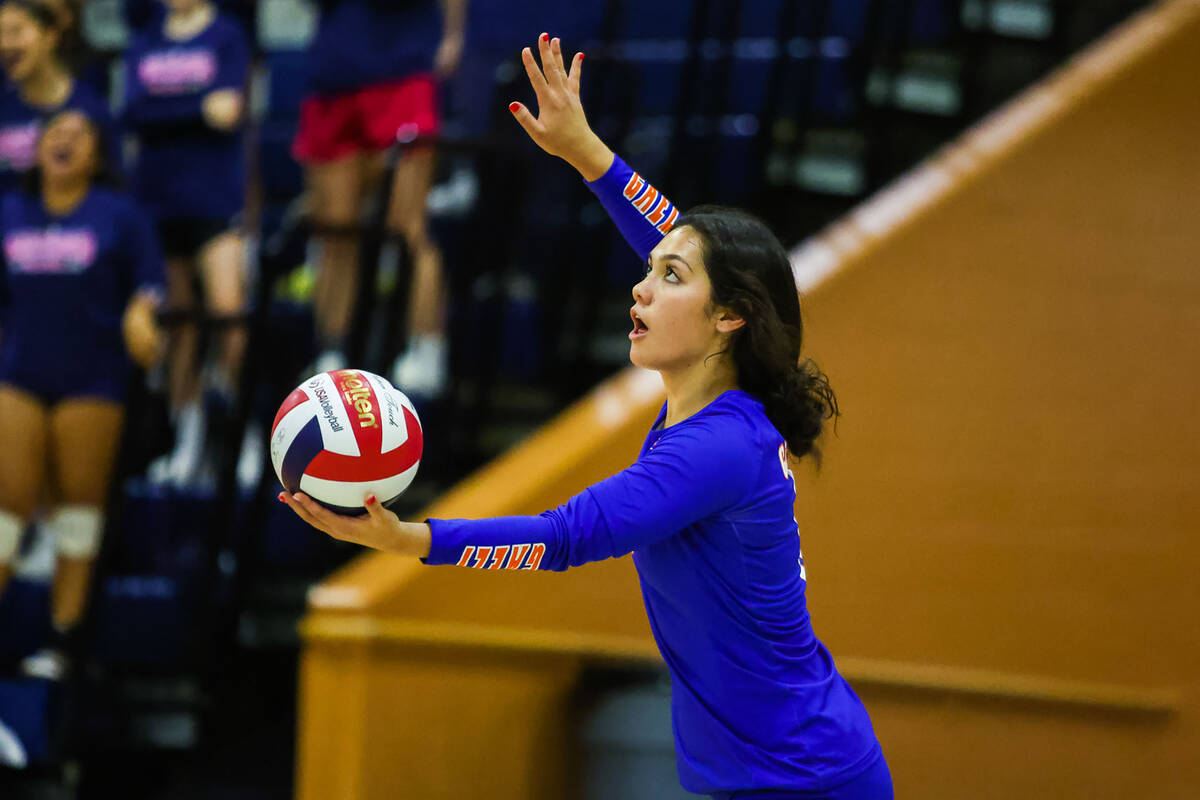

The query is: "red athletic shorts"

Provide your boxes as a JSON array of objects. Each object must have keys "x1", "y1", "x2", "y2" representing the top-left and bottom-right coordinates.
[{"x1": 292, "y1": 74, "x2": 440, "y2": 163}]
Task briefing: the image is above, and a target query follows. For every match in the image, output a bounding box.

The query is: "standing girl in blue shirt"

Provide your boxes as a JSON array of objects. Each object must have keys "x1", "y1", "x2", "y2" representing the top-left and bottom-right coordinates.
[
  {"x1": 0, "y1": 109, "x2": 164, "y2": 679},
  {"x1": 124, "y1": 0, "x2": 250, "y2": 485},
  {"x1": 0, "y1": 0, "x2": 116, "y2": 195},
  {"x1": 282, "y1": 35, "x2": 893, "y2": 799}
]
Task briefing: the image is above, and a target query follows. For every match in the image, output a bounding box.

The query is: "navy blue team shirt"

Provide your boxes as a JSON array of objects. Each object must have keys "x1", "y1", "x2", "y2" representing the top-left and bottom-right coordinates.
[
  {"x1": 422, "y1": 155, "x2": 883, "y2": 795},
  {"x1": 124, "y1": 11, "x2": 249, "y2": 223},
  {"x1": 0, "y1": 80, "x2": 118, "y2": 196},
  {"x1": 307, "y1": 0, "x2": 442, "y2": 95},
  {"x1": 0, "y1": 186, "x2": 164, "y2": 399}
]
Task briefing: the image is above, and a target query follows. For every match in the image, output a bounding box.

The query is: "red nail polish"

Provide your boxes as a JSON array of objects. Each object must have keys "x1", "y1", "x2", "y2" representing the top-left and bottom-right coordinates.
[
  {"x1": 580, "y1": 53, "x2": 585, "y2": 61},
  {"x1": 366, "y1": 494, "x2": 377, "y2": 505},
  {"x1": 509, "y1": 102, "x2": 520, "y2": 112},
  {"x1": 278, "y1": 492, "x2": 286, "y2": 503},
  {"x1": 540, "y1": 33, "x2": 548, "y2": 43}
]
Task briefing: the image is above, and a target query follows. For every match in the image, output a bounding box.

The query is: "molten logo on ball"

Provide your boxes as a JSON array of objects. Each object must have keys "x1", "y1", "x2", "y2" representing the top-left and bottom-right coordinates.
[{"x1": 270, "y1": 369, "x2": 423, "y2": 514}]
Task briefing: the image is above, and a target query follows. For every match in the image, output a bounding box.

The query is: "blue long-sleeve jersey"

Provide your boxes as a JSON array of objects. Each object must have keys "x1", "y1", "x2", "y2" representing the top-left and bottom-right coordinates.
[{"x1": 424, "y1": 155, "x2": 882, "y2": 794}]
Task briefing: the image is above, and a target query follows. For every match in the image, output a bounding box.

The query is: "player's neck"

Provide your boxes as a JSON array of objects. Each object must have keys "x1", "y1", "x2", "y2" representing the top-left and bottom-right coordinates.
[
  {"x1": 660, "y1": 358, "x2": 739, "y2": 428},
  {"x1": 19, "y1": 62, "x2": 71, "y2": 108},
  {"x1": 166, "y1": 2, "x2": 216, "y2": 40},
  {"x1": 42, "y1": 179, "x2": 90, "y2": 216}
]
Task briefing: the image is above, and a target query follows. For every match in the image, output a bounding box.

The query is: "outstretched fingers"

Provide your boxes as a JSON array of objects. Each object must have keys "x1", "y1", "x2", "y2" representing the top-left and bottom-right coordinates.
[
  {"x1": 520, "y1": 45, "x2": 548, "y2": 100},
  {"x1": 508, "y1": 101, "x2": 545, "y2": 142},
  {"x1": 539, "y1": 33, "x2": 565, "y2": 91},
  {"x1": 567, "y1": 50, "x2": 584, "y2": 96}
]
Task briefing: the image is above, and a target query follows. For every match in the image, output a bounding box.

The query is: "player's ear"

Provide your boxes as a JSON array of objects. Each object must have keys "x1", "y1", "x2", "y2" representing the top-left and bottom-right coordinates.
[{"x1": 714, "y1": 307, "x2": 745, "y2": 334}]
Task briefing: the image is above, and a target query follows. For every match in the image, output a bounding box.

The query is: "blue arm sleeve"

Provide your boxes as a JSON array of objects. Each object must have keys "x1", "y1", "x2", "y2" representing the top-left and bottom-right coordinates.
[
  {"x1": 585, "y1": 154, "x2": 679, "y2": 262},
  {"x1": 424, "y1": 416, "x2": 759, "y2": 571}
]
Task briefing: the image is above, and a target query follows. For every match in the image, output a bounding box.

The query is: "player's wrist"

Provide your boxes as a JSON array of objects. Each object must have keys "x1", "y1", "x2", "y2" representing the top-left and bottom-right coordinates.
[
  {"x1": 394, "y1": 521, "x2": 432, "y2": 559},
  {"x1": 569, "y1": 134, "x2": 614, "y2": 182}
]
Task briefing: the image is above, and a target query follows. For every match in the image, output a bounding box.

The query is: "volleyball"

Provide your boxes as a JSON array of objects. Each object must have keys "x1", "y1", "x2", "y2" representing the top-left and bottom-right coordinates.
[{"x1": 269, "y1": 369, "x2": 423, "y2": 514}]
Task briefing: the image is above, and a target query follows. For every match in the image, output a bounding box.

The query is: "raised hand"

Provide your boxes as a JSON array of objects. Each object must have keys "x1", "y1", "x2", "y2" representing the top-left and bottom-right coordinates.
[{"x1": 508, "y1": 33, "x2": 614, "y2": 181}]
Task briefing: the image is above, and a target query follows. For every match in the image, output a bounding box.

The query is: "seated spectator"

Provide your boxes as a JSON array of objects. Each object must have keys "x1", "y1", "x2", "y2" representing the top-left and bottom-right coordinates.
[
  {"x1": 123, "y1": 0, "x2": 250, "y2": 486},
  {"x1": 0, "y1": 109, "x2": 164, "y2": 680}
]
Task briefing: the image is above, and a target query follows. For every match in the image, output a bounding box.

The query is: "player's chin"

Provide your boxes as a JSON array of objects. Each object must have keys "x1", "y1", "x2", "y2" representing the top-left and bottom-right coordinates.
[{"x1": 627, "y1": 342, "x2": 657, "y2": 370}]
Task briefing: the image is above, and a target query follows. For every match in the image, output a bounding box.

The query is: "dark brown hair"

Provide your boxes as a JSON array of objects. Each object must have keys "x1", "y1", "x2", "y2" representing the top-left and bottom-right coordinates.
[{"x1": 676, "y1": 205, "x2": 839, "y2": 463}]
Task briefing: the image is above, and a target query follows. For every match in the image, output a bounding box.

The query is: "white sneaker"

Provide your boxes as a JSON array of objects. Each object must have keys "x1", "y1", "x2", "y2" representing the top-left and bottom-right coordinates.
[
  {"x1": 167, "y1": 399, "x2": 207, "y2": 489},
  {"x1": 0, "y1": 718, "x2": 27, "y2": 768},
  {"x1": 313, "y1": 349, "x2": 346, "y2": 375},
  {"x1": 237, "y1": 421, "x2": 265, "y2": 492},
  {"x1": 390, "y1": 335, "x2": 447, "y2": 399},
  {"x1": 20, "y1": 647, "x2": 67, "y2": 681}
]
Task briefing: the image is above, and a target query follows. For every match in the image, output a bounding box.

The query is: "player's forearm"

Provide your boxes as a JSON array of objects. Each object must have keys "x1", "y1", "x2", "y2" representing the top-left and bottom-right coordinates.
[
  {"x1": 568, "y1": 133, "x2": 615, "y2": 182},
  {"x1": 585, "y1": 153, "x2": 678, "y2": 261}
]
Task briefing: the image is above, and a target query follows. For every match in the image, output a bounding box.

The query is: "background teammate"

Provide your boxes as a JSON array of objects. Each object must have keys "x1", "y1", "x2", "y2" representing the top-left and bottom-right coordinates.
[
  {"x1": 294, "y1": 0, "x2": 467, "y2": 399},
  {"x1": 0, "y1": 109, "x2": 163, "y2": 679},
  {"x1": 123, "y1": 0, "x2": 250, "y2": 486},
  {"x1": 0, "y1": 0, "x2": 116, "y2": 195}
]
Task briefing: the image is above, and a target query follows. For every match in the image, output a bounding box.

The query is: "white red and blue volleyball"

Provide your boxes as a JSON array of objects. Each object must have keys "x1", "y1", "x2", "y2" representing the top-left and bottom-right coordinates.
[{"x1": 269, "y1": 369, "x2": 423, "y2": 514}]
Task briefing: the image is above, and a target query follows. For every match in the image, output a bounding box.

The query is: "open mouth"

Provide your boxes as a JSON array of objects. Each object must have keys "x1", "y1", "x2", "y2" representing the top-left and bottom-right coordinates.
[{"x1": 629, "y1": 308, "x2": 649, "y2": 341}]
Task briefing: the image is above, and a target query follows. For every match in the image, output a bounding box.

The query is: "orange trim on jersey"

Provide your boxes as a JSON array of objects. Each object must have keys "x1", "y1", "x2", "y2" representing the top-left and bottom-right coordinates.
[
  {"x1": 472, "y1": 546, "x2": 493, "y2": 569},
  {"x1": 656, "y1": 207, "x2": 679, "y2": 234},
  {"x1": 506, "y1": 543, "x2": 532, "y2": 569},
  {"x1": 623, "y1": 172, "x2": 646, "y2": 200},
  {"x1": 633, "y1": 186, "x2": 659, "y2": 214},
  {"x1": 488, "y1": 545, "x2": 510, "y2": 569},
  {"x1": 454, "y1": 547, "x2": 476, "y2": 567},
  {"x1": 522, "y1": 543, "x2": 547, "y2": 571},
  {"x1": 646, "y1": 196, "x2": 671, "y2": 226}
]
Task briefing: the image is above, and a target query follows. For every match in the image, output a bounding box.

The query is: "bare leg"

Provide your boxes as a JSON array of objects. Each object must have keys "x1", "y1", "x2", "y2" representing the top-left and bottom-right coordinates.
[
  {"x1": 165, "y1": 256, "x2": 199, "y2": 414},
  {"x1": 307, "y1": 155, "x2": 368, "y2": 348},
  {"x1": 0, "y1": 386, "x2": 48, "y2": 598},
  {"x1": 47, "y1": 399, "x2": 123, "y2": 631},
  {"x1": 198, "y1": 230, "x2": 247, "y2": 390},
  {"x1": 387, "y1": 147, "x2": 446, "y2": 336}
]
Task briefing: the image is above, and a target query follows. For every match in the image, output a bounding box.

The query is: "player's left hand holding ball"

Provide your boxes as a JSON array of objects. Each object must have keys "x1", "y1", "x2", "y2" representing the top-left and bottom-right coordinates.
[{"x1": 280, "y1": 491, "x2": 431, "y2": 558}]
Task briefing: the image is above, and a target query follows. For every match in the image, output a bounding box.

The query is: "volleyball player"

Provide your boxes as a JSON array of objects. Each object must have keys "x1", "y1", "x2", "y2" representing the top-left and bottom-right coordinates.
[
  {"x1": 0, "y1": 0, "x2": 116, "y2": 194},
  {"x1": 293, "y1": 0, "x2": 466, "y2": 397},
  {"x1": 282, "y1": 35, "x2": 893, "y2": 799},
  {"x1": 124, "y1": 0, "x2": 250, "y2": 486},
  {"x1": 0, "y1": 109, "x2": 164, "y2": 679}
]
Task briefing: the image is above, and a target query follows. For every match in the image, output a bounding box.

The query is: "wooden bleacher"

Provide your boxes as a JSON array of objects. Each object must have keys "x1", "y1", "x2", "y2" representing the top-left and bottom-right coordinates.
[{"x1": 297, "y1": 2, "x2": 1200, "y2": 796}]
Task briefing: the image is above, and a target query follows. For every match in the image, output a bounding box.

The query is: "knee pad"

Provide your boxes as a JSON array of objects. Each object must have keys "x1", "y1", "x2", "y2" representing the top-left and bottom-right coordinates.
[
  {"x1": 0, "y1": 510, "x2": 22, "y2": 565},
  {"x1": 50, "y1": 505, "x2": 104, "y2": 560}
]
